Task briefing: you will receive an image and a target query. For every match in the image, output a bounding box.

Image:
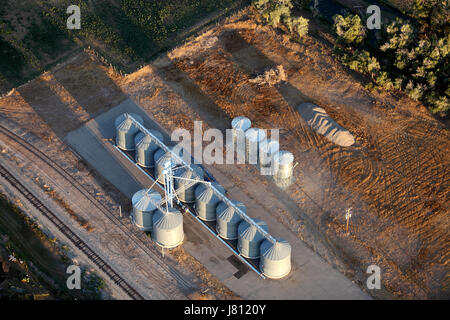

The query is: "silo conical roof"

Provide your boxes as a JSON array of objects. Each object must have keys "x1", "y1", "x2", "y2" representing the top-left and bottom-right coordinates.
[
  {"x1": 274, "y1": 150, "x2": 294, "y2": 165},
  {"x1": 231, "y1": 116, "x2": 251, "y2": 131},
  {"x1": 260, "y1": 238, "x2": 291, "y2": 260},
  {"x1": 135, "y1": 130, "x2": 164, "y2": 149},
  {"x1": 245, "y1": 128, "x2": 266, "y2": 142},
  {"x1": 153, "y1": 208, "x2": 183, "y2": 230},
  {"x1": 216, "y1": 200, "x2": 246, "y2": 223},
  {"x1": 155, "y1": 147, "x2": 184, "y2": 166},
  {"x1": 238, "y1": 218, "x2": 268, "y2": 242},
  {"x1": 195, "y1": 182, "x2": 225, "y2": 203},
  {"x1": 115, "y1": 113, "x2": 143, "y2": 131},
  {"x1": 132, "y1": 189, "x2": 161, "y2": 212},
  {"x1": 260, "y1": 139, "x2": 280, "y2": 154},
  {"x1": 175, "y1": 165, "x2": 203, "y2": 186}
]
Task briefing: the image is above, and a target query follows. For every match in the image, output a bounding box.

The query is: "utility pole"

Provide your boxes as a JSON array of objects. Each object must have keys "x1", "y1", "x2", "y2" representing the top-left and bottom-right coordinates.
[{"x1": 345, "y1": 208, "x2": 352, "y2": 235}]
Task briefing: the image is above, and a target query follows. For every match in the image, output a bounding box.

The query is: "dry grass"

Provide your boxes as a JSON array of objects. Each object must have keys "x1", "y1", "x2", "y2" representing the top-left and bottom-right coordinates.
[{"x1": 249, "y1": 65, "x2": 287, "y2": 87}]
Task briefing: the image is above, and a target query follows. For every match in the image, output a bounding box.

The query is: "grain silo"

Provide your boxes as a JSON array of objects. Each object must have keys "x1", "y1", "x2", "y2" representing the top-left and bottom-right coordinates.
[
  {"x1": 154, "y1": 147, "x2": 184, "y2": 184},
  {"x1": 174, "y1": 165, "x2": 204, "y2": 203},
  {"x1": 273, "y1": 150, "x2": 294, "y2": 180},
  {"x1": 114, "y1": 113, "x2": 144, "y2": 151},
  {"x1": 216, "y1": 200, "x2": 245, "y2": 240},
  {"x1": 194, "y1": 182, "x2": 225, "y2": 221},
  {"x1": 152, "y1": 208, "x2": 184, "y2": 249},
  {"x1": 245, "y1": 128, "x2": 266, "y2": 165},
  {"x1": 259, "y1": 238, "x2": 292, "y2": 279},
  {"x1": 134, "y1": 130, "x2": 164, "y2": 168},
  {"x1": 131, "y1": 189, "x2": 162, "y2": 232},
  {"x1": 231, "y1": 116, "x2": 251, "y2": 147},
  {"x1": 237, "y1": 218, "x2": 269, "y2": 259},
  {"x1": 259, "y1": 139, "x2": 280, "y2": 171}
]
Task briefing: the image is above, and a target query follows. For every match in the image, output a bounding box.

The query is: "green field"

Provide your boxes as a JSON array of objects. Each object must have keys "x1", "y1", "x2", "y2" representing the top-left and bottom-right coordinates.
[{"x1": 0, "y1": 0, "x2": 247, "y2": 94}]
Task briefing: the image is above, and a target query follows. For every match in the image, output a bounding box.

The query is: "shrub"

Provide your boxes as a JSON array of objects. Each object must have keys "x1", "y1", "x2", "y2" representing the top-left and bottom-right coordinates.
[
  {"x1": 256, "y1": 0, "x2": 293, "y2": 27},
  {"x1": 426, "y1": 93, "x2": 450, "y2": 114},
  {"x1": 333, "y1": 14, "x2": 366, "y2": 45},
  {"x1": 255, "y1": 0, "x2": 308, "y2": 39}
]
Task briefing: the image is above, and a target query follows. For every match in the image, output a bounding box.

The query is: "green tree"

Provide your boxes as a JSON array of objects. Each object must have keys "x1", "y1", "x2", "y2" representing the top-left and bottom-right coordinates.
[
  {"x1": 333, "y1": 14, "x2": 366, "y2": 45},
  {"x1": 286, "y1": 16, "x2": 309, "y2": 38}
]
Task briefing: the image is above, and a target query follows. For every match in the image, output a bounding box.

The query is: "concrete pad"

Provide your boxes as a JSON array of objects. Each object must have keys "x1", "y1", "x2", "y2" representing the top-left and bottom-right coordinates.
[{"x1": 64, "y1": 99, "x2": 371, "y2": 299}]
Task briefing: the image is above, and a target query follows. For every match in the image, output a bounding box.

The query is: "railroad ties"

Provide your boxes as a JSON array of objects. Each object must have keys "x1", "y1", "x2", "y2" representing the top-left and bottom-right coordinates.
[{"x1": 0, "y1": 163, "x2": 144, "y2": 300}]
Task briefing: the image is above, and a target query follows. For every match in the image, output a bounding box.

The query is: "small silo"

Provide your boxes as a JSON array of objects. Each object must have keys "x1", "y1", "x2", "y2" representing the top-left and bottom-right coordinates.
[
  {"x1": 174, "y1": 165, "x2": 204, "y2": 203},
  {"x1": 131, "y1": 189, "x2": 161, "y2": 231},
  {"x1": 135, "y1": 130, "x2": 164, "y2": 168},
  {"x1": 154, "y1": 147, "x2": 184, "y2": 184},
  {"x1": 237, "y1": 218, "x2": 269, "y2": 259},
  {"x1": 216, "y1": 200, "x2": 245, "y2": 240},
  {"x1": 259, "y1": 238, "x2": 292, "y2": 279},
  {"x1": 259, "y1": 139, "x2": 280, "y2": 170},
  {"x1": 245, "y1": 128, "x2": 266, "y2": 165},
  {"x1": 194, "y1": 182, "x2": 225, "y2": 221},
  {"x1": 231, "y1": 116, "x2": 251, "y2": 148},
  {"x1": 152, "y1": 208, "x2": 184, "y2": 249},
  {"x1": 273, "y1": 150, "x2": 294, "y2": 181},
  {"x1": 114, "y1": 113, "x2": 144, "y2": 151}
]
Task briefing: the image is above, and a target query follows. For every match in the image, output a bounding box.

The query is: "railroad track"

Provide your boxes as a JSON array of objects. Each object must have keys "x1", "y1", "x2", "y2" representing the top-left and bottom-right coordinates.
[
  {"x1": 0, "y1": 162, "x2": 144, "y2": 300},
  {"x1": 0, "y1": 123, "x2": 195, "y2": 298}
]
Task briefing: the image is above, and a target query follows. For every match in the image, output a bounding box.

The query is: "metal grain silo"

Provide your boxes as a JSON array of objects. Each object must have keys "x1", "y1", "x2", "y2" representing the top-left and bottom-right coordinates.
[
  {"x1": 259, "y1": 238, "x2": 292, "y2": 279},
  {"x1": 216, "y1": 200, "x2": 245, "y2": 240},
  {"x1": 245, "y1": 128, "x2": 266, "y2": 164},
  {"x1": 152, "y1": 208, "x2": 184, "y2": 249},
  {"x1": 114, "y1": 113, "x2": 144, "y2": 151},
  {"x1": 231, "y1": 116, "x2": 251, "y2": 147},
  {"x1": 273, "y1": 150, "x2": 294, "y2": 180},
  {"x1": 194, "y1": 182, "x2": 225, "y2": 221},
  {"x1": 131, "y1": 189, "x2": 162, "y2": 231},
  {"x1": 154, "y1": 147, "x2": 184, "y2": 184},
  {"x1": 134, "y1": 130, "x2": 164, "y2": 168},
  {"x1": 259, "y1": 139, "x2": 280, "y2": 172},
  {"x1": 237, "y1": 218, "x2": 269, "y2": 259},
  {"x1": 174, "y1": 165, "x2": 204, "y2": 203}
]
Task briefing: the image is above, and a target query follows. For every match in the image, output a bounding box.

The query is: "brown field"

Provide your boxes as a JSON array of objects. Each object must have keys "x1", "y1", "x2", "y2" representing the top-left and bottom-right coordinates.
[{"x1": 0, "y1": 7, "x2": 448, "y2": 299}]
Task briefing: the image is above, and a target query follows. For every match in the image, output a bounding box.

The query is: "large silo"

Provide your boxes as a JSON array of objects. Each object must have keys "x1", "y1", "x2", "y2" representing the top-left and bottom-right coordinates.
[
  {"x1": 259, "y1": 238, "x2": 292, "y2": 279},
  {"x1": 154, "y1": 147, "x2": 184, "y2": 184},
  {"x1": 231, "y1": 116, "x2": 251, "y2": 148},
  {"x1": 237, "y1": 218, "x2": 269, "y2": 259},
  {"x1": 259, "y1": 139, "x2": 280, "y2": 173},
  {"x1": 135, "y1": 130, "x2": 164, "y2": 168},
  {"x1": 152, "y1": 208, "x2": 184, "y2": 249},
  {"x1": 216, "y1": 200, "x2": 245, "y2": 240},
  {"x1": 114, "y1": 113, "x2": 144, "y2": 151},
  {"x1": 245, "y1": 128, "x2": 266, "y2": 165},
  {"x1": 174, "y1": 165, "x2": 204, "y2": 203},
  {"x1": 194, "y1": 182, "x2": 225, "y2": 221},
  {"x1": 273, "y1": 150, "x2": 294, "y2": 180},
  {"x1": 131, "y1": 189, "x2": 162, "y2": 232}
]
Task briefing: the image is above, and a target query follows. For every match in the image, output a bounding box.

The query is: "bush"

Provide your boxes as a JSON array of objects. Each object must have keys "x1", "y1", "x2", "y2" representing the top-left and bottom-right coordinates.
[
  {"x1": 426, "y1": 93, "x2": 449, "y2": 114},
  {"x1": 254, "y1": 0, "x2": 308, "y2": 39},
  {"x1": 411, "y1": 0, "x2": 450, "y2": 33},
  {"x1": 333, "y1": 14, "x2": 366, "y2": 45},
  {"x1": 256, "y1": 0, "x2": 293, "y2": 27},
  {"x1": 340, "y1": 50, "x2": 380, "y2": 78},
  {"x1": 285, "y1": 16, "x2": 309, "y2": 38}
]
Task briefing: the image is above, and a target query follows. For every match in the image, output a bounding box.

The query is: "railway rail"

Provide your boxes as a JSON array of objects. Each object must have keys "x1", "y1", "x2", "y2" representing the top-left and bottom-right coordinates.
[
  {"x1": 0, "y1": 162, "x2": 144, "y2": 300},
  {"x1": 0, "y1": 123, "x2": 195, "y2": 298}
]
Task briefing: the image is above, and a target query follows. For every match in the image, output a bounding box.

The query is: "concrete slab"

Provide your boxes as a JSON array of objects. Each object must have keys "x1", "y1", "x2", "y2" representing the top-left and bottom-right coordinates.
[{"x1": 64, "y1": 99, "x2": 371, "y2": 299}]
